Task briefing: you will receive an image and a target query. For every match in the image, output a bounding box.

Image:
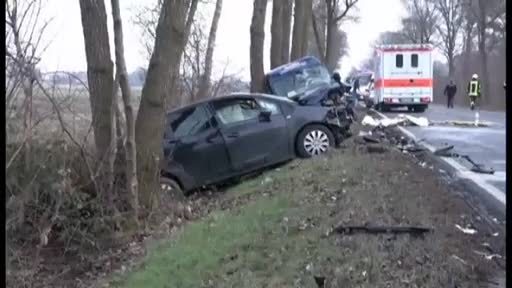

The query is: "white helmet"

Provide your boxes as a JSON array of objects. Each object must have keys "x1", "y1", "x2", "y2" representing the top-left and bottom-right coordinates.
[{"x1": 472, "y1": 74, "x2": 478, "y2": 79}]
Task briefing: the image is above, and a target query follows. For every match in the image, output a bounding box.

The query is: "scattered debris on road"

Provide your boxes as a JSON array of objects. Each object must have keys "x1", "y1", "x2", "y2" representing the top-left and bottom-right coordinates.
[
  {"x1": 430, "y1": 120, "x2": 492, "y2": 127},
  {"x1": 433, "y1": 145, "x2": 495, "y2": 174},
  {"x1": 455, "y1": 224, "x2": 477, "y2": 235},
  {"x1": 362, "y1": 114, "x2": 429, "y2": 127},
  {"x1": 333, "y1": 224, "x2": 431, "y2": 235}
]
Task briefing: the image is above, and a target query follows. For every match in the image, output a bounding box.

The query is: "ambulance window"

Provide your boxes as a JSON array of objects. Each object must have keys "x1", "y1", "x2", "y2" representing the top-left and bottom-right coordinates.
[
  {"x1": 411, "y1": 54, "x2": 419, "y2": 68},
  {"x1": 395, "y1": 54, "x2": 403, "y2": 68}
]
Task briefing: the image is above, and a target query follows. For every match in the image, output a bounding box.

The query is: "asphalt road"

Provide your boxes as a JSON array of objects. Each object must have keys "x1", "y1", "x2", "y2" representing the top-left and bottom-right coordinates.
[{"x1": 383, "y1": 103, "x2": 506, "y2": 205}]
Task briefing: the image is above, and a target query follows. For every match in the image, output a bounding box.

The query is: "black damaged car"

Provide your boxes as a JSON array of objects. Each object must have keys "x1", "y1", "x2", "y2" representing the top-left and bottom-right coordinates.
[{"x1": 160, "y1": 93, "x2": 348, "y2": 195}]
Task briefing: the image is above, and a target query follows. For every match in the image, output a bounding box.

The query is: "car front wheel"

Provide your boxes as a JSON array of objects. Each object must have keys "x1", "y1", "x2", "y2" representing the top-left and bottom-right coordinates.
[{"x1": 296, "y1": 125, "x2": 334, "y2": 158}]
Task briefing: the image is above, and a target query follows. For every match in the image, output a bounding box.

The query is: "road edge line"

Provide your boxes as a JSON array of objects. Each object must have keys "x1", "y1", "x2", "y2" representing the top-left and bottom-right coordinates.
[{"x1": 370, "y1": 109, "x2": 506, "y2": 206}]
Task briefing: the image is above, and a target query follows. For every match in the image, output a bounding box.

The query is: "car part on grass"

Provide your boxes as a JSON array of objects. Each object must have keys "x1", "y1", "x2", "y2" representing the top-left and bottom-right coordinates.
[
  {"x1": 334, "y1": 225, "x2": 431, "y2": 235},
  {"x1": 366, "y1": 144, "x2": 389, "y2": 154},
  {"x1": 433, "y1": 145, "x2": 495, "y2": 174},
  {"x1": 363, "y1": 135, "x2": 380, "y2": 143},
  {"x1": 313, "y1": 275, "x2": 326, "y2": 288},
  {"x1": 455, "y1": 224, "x2": 477, "y2": 235}
]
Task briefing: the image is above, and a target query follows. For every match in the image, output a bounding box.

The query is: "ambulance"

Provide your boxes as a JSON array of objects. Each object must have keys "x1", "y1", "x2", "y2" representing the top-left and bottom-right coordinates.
[{"x1": 372, "y1": 44, "x2": 433, "y2": 112}]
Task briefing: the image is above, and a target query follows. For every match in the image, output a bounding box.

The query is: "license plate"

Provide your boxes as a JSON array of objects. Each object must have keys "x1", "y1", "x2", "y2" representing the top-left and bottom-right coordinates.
[{"x1": 400, "y1": 98, "x2": 412, "y2": 103}]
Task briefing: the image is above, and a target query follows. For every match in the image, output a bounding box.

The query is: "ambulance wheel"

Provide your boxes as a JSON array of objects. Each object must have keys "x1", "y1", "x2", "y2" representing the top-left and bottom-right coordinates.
[
  {"x1": 378, "y1": 104, "x2": 390, "y2": 112},
  {"x1": 415, "y1": 105, "x2": 427, "y2": 113}
]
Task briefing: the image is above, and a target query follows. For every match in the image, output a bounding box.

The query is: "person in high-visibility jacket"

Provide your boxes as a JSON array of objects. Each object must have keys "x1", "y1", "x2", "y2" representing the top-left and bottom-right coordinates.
[{"x1": 467, "y1": 74, "x2": 481, "y2": 111}]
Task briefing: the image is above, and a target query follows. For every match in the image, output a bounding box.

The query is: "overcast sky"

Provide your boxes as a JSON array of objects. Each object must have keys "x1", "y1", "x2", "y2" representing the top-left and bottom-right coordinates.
[{"x1": 39, "y1": 0, "x2": 414, "y2": 81}]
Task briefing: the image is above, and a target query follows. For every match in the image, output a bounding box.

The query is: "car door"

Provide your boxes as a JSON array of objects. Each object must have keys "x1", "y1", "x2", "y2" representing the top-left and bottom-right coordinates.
[
  {"x1": 210, "y1": 97, "x2": 290, "y2": 173},
  {"x1": 165, "y1": 104, "x2": 231, "y2": 186}
]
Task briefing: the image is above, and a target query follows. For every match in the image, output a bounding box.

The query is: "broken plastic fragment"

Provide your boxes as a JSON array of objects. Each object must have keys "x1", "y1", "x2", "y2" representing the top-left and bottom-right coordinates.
[{"x1": 455, "y1": 224, "x2": 477, "y2": 235}]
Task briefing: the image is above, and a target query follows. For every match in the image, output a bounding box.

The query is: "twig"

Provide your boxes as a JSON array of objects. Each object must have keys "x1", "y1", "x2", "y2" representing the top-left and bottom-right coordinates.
[{"x1": 334, "y1": 225, "x2": 431, "y2": 235}]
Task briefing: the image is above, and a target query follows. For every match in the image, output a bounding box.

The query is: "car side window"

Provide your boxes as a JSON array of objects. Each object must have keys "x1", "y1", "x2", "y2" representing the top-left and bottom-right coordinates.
[
  {"x1": 213, "y1": 98, "x2": 260, "y2": 125},
  {"x1": 257, "y1": 99, "x2": 281, "y2": 115},
  {"x1": 170, "y1": 106, "x2": 212, "y2": 138}
]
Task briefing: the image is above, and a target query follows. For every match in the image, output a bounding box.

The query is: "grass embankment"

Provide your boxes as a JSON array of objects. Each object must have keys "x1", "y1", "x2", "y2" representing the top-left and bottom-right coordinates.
[{"x1": 114, "y1": 134, "x2": 504, "y2": 288}]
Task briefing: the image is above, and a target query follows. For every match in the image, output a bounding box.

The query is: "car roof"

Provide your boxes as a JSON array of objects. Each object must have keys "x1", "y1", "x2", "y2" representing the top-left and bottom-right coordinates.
[
  {"x1": 166, "y1": 93, "x2": 296, "y2": 115},
  {"x1": 266, "y1": 56, "x2": 322, "y2": 77}
]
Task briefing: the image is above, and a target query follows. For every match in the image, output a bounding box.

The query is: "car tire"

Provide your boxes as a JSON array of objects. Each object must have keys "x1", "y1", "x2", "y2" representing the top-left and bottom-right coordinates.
[
  {"x1": 296, "y1": 125, "x2": 335, "y2": 158},
  {"x1": 160, "y1": 177, "x2": 185, "y2": 201}
]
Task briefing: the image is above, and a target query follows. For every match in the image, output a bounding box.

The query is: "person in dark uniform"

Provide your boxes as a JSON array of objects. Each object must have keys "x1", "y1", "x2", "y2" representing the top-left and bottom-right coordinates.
[{"x1": 443, "y1": 80, "x2": 457, "y2": 108}]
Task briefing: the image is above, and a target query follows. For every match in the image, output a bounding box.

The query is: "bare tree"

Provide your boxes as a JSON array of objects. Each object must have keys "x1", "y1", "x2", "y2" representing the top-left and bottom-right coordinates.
[
  {"x1": 5, "y1": 0, "x2": 51, "y2": 171},
  {"x1": 460, "y1": 0, "x2": 476, "y2": 82},
  {"x1": 197, "y1": 0, "x2": 223, "y2": 100},
  {"x1": 310, "y1": 0, "x2": 358, "y2": 71},
  {"x1": 401, "y1": 0, "x2": 439, "y2": 44},
  {"x1": 300, "y1": 0, "x2": 313, "y2": 56},
  {"x1": 270, "y1": 0, "x2": 283, "y2": 69},
  {"x1": 135, "y1": 0, "x2": 197, "y2": 212},
  {"x1": 290, "y1": 0, "x2": 315, "y2": 60},
  {"x1": 471, "y1": 0, "x2": 505, "y2": 104},
  {"x1": 435, "y1": 0, "x2": 464, "y2": 79},
  {"x1": 78, "y1": 0, "x2": 116, "y2": 211},
  {"x1": 111, "y1": 0, "x2": 139, "y2": 228},
  {"x1": 290, "y1": 0, "x2": 305, "y2": 60},
  {"x1": 280, "y1": 0, "x2": 293, "y2": 64},
  {"x1": 249, "y1": 0, "x2": 268, "y2": 92}
]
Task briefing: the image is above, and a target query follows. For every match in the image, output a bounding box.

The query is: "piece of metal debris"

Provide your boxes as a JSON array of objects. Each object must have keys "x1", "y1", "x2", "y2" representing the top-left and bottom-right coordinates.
[
  {"x1": 366, "y1": 144, "x2": 388, "y2": 154},
  {"x1": 313, "y1": 275, "x2": 326, "y2": 288},
  {"x1": 455, "y1": 224, "x2": 477, "y2": 235},
  {"x1": 473, "y1": 250, "x2": 503, "y2": 260},
  {"x1": 363, "y1": 135, "x2": 380, "y2": 143},
  {"x1": 434, "y1": 145, "x2": 455, "y2": 156},
  {"x1": 451, "y1": 254, "x2": 468, "y2": 265},
  {"x1": 433, "y1": 146, "x2": 495, "y2": 174},
  {"x1": 333, "y1": 225, "x2": 431, "y2": 235}
]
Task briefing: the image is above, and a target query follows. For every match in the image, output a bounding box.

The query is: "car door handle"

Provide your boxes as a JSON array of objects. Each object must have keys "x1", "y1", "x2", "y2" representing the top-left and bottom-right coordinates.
[{"x1": 226, "y1": 132, "x2": 239, "y2": 138}]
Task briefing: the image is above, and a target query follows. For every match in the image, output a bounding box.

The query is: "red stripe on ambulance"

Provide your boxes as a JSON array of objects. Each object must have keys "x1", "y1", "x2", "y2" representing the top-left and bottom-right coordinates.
[{"x1": 374, "y1": 78, "x2": 433, "y2": 89}]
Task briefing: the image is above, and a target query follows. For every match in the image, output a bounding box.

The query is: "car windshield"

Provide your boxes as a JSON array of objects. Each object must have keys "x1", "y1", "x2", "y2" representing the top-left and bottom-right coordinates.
[
  {"x1": 357, "y1": 74, "x2": 372, "y2": 86},
  {"x1": 268, "y1": 64, "x2": 332, "y2": 98}
]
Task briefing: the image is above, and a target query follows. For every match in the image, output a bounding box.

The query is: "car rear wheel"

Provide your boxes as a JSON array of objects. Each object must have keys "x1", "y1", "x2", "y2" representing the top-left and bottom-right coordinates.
[
  {"x1": 160, "y1": 177, "x2": 184, "y2": 201},
  {"x1": 296, "y1": 125, "x2": 334, "y2": 158}
]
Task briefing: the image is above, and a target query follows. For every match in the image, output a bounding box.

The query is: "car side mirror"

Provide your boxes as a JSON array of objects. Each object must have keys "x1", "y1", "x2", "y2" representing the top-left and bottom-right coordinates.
[{"x1": 259, "y1": 110, "x2": 272, "y2": 122}]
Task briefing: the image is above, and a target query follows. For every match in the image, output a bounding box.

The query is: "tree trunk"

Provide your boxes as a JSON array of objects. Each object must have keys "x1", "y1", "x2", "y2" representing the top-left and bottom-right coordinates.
[
  {"x1": 300, "y1": 0, "x2": 313, "y2": 56},
  {"x1": 311, "y1": 12, "x2": 325, "y2": 63},
  {"x1": 79, "y1": 0, "x2": 115, "y2": 210},
  {"x1": 111, "y1": 0, "x2": 139, "y2": 228},
  {"x1": 197, "y1": 0, "x2": 223, "y2": 99},
  {"x1": 270, "y1": 0, "x2": 283, "y2": 69},
  {"x1": 325, "y1": 11, "x2": 336, "y2": 71},
  {"x1": 249, "y1": 0, "x2": 268, "y2": 92},
  {"x1": 478, "y1": 27, "x2": 490, "y2": 106},
  {"x1": 290, "y1": 0, "x2": 305, "y2": 61},
  {"x1": 280, "y1": 0, "x2": 293, "y2": 64},
  {"x1": 135, "y1": 0, "x2": 191, "y2": 213}
]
